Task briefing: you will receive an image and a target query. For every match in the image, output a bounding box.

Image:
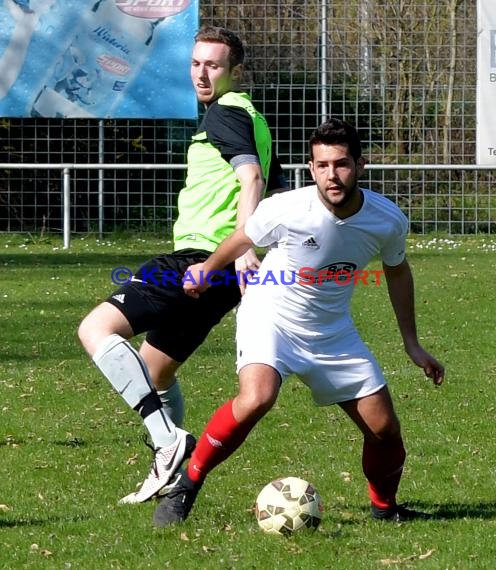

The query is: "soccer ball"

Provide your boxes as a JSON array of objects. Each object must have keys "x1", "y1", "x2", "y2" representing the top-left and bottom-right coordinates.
[{"x1": 255, "y1": 476, "x2": 323, "y2": 535}]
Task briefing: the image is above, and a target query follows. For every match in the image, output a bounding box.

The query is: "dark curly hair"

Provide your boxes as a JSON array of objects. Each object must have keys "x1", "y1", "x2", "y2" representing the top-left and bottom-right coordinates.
[{"x1": 309, "y1": 118, "x2": 362, "y2": 162}]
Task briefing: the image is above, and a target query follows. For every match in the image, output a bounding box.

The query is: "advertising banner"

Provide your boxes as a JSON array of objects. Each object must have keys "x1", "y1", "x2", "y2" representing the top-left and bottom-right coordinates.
[
  {"x1": 0, "y1": 0, "x2": 198, "y2": 119},
  {"x1": 477, "y1": 0, "x2": 496, "y2": 165}
]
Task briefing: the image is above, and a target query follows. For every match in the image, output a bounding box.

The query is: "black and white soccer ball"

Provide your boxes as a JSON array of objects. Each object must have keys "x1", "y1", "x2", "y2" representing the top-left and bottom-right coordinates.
[{"x1": 255, "y1": 476, "x2": 323, "y2": 535}]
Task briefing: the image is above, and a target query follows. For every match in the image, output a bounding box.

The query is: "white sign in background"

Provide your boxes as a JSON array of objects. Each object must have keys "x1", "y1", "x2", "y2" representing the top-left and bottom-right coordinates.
[
  {"x1": 0, "y1": 0, "x2": 198, "y2": 119},
  {"x1": 477, "y1": 0, "x2": 496, "y2": 165}
]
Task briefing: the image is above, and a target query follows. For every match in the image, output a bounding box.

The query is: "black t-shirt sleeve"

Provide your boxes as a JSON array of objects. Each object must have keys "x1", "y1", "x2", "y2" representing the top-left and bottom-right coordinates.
[
  {"x1": 204, "y1": 103, "x2": 258, "y2": 159},
  {"x1": 202, "y1": 101, "x2": 289, "y2": 192},
  {"x1": 266, "y1": 143, "x2": 289, "y2": 192}
]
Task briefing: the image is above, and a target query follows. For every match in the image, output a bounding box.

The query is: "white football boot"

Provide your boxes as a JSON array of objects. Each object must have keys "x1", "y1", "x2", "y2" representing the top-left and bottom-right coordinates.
[{"x1": 119, "y1": 428, "x2": 196, "y2": 504}]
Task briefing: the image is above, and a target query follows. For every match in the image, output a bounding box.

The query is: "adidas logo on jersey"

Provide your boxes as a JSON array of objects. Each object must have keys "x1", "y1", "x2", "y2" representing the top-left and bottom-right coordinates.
[
  {"x1": 302, "y1": 236, "x2": 319, "y2": 249},
  {"x1": 112, "y1": 293, "x2": 126, "y2": 304}
]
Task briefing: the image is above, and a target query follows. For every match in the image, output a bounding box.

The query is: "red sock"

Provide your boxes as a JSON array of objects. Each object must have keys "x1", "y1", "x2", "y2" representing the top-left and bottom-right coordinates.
[
  {"x1": 362, "y1": 437, "x2": 406, "y2": 509},
  {"x1": 186, "y1": 400, "x2": 255, "y2": 483}
]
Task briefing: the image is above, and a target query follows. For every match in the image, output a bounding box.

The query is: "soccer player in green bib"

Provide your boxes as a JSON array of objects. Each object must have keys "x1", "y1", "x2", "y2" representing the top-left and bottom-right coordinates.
[{"x1": 78, "y1": 26, "x2": 287, "y2": 505}]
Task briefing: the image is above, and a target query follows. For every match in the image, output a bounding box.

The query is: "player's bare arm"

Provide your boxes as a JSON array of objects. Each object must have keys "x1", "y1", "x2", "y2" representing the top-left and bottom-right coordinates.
[
  {"x1": 383, "y1": 259, "x2": 445, "y2": 386},
  {"x1": 233, "y1": 162, "x2": 265, "y2": 294},
  {"x1": 184, "y1": 228, "x2": 254, "y2": 298}
]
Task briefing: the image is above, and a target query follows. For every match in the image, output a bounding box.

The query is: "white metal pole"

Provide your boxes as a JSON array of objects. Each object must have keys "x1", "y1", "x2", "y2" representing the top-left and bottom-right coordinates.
[
  {"x1": 63, "y1": 167, "x2": 71, "y2": 249},
  {"x1": 98, "y1": 120, "x2": 104, "y2": 238},
  {"x1": 295, "y1": 167, "x2": 302, "y2": 189},
  {"x1": 320, "y1": 0, "x2": 328, "y2": 123}
]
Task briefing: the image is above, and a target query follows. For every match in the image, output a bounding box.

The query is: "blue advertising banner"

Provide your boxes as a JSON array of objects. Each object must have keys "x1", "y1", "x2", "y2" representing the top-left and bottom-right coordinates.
[
  {"x1": 0, "y1": 0, "x2": 198, "y2": 119},
  {"x1": 477, "y1": 0, "x2": 496, "y2": 165}
]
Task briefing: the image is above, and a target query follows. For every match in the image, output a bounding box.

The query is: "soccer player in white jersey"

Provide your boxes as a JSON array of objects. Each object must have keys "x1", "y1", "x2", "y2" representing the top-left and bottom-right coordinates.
[{"x1": 153, "y1": 118, "x2": 445, "y2": 527}]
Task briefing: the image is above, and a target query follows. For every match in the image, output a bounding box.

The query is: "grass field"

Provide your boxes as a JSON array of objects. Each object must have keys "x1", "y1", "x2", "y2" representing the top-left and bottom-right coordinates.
[{"x1": 0, "y1": 233, "x2": 495, "y2": 569}]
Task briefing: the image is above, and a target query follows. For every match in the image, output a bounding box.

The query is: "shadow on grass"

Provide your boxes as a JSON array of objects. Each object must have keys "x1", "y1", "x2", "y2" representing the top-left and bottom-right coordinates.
[
  {"x1": 418, "y1": 501, "x2": 496, "y2": 520},
  {"x1": 52, "y1": 438, "x2": 86, "y2": 448},
  {"x1": 0, "y1": 513, "x2": 92, "y2": 528},
  {"x1": 0, "y1": 252, "x2": 156, "y2": 268},
  {"x1": 361, "y1": 501, "x2": 496, "y2": 521},
  {"x1": 0, "y1": 349, "x2": 84, "y2": 363},
  {"x1": 1, "y1": 438, "x2": 89, "y2": 449}
]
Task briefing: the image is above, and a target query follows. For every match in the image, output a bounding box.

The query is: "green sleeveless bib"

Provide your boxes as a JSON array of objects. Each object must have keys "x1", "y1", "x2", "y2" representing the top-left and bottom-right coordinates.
[{"x1": 173, "y1": 92, "x2": 272, "y2": 252}]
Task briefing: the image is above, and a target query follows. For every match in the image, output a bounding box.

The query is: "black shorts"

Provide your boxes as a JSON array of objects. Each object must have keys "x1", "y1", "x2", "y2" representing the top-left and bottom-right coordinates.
[{"x1": 106, "y1": 249, "x2": 241, "y2": 362}]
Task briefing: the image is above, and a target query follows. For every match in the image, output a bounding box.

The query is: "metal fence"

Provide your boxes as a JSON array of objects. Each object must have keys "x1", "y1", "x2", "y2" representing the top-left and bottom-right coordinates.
[{"x1": 1, "y1": 0, "x2": 494, "y2": 237}]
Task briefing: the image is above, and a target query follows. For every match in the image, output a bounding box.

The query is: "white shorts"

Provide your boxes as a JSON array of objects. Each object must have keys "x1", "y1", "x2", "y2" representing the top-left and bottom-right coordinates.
[{"x1": 236, "y1": 308, "x2": 386, "y2": 406}]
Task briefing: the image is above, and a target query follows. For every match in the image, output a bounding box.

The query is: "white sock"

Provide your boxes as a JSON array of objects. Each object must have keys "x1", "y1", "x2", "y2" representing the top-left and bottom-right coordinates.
[
  {"x1": 157, "y1": 380, "x2": 185, "y2": 428},
  {"x1": 92, "y1": 334, "x2": 177, "y2": 448}
]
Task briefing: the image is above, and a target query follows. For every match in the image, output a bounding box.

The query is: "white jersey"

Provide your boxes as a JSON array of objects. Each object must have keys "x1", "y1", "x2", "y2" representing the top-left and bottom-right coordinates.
[{"x1": 242, "y1": 185, "x2": 408, "y2": 338}]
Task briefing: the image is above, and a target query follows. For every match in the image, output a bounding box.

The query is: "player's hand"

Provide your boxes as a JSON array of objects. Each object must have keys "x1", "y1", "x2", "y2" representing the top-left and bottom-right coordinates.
[
  {"x1": 235, "y1": 248, "x2": 260, "y2": 295},
  {"x1": 406, "y1": 344, "x2": 445, "y2": 386},
  {"x1": 182, "y1": 262, "x2": 210, "y2": 299}
]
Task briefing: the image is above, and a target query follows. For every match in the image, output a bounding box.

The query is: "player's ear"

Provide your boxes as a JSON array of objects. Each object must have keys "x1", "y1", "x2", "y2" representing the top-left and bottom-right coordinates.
[
  {"x1": 308, "y1": 160, "x2": 316, "y2": 181},
  {"x1": 231, "y1": 64, "x2": 243, "y2": 81},
  {"x1": 356, "y1": 156, "x2": 366, "y2": 177}
]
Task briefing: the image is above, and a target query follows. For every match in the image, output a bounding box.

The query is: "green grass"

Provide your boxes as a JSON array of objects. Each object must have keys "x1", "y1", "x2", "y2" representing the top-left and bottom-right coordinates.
[{"x1": 1, "y1": 233, "x2": 496, "y2": 569}]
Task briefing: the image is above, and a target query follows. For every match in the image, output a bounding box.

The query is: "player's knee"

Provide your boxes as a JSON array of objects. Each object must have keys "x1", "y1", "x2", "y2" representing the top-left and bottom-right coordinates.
[
  {"x1": 236, "y1": 386, "x2": 278, "y2": 421},
  {"x1": 77, "y1": 310, "x2": 112, "y2": 356},
  {"x1": 237, "y1": 365, "x2": 280, "y2": 420},
  {"x1": 77, "y1": 315, "x2": 93, "y2": 352},
  {"x1": 370, "y1": 416, "x2": 402, "y2": 442},
  {"x1": 78, "y1": 302, "x2": 133, "y2": 356}
]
